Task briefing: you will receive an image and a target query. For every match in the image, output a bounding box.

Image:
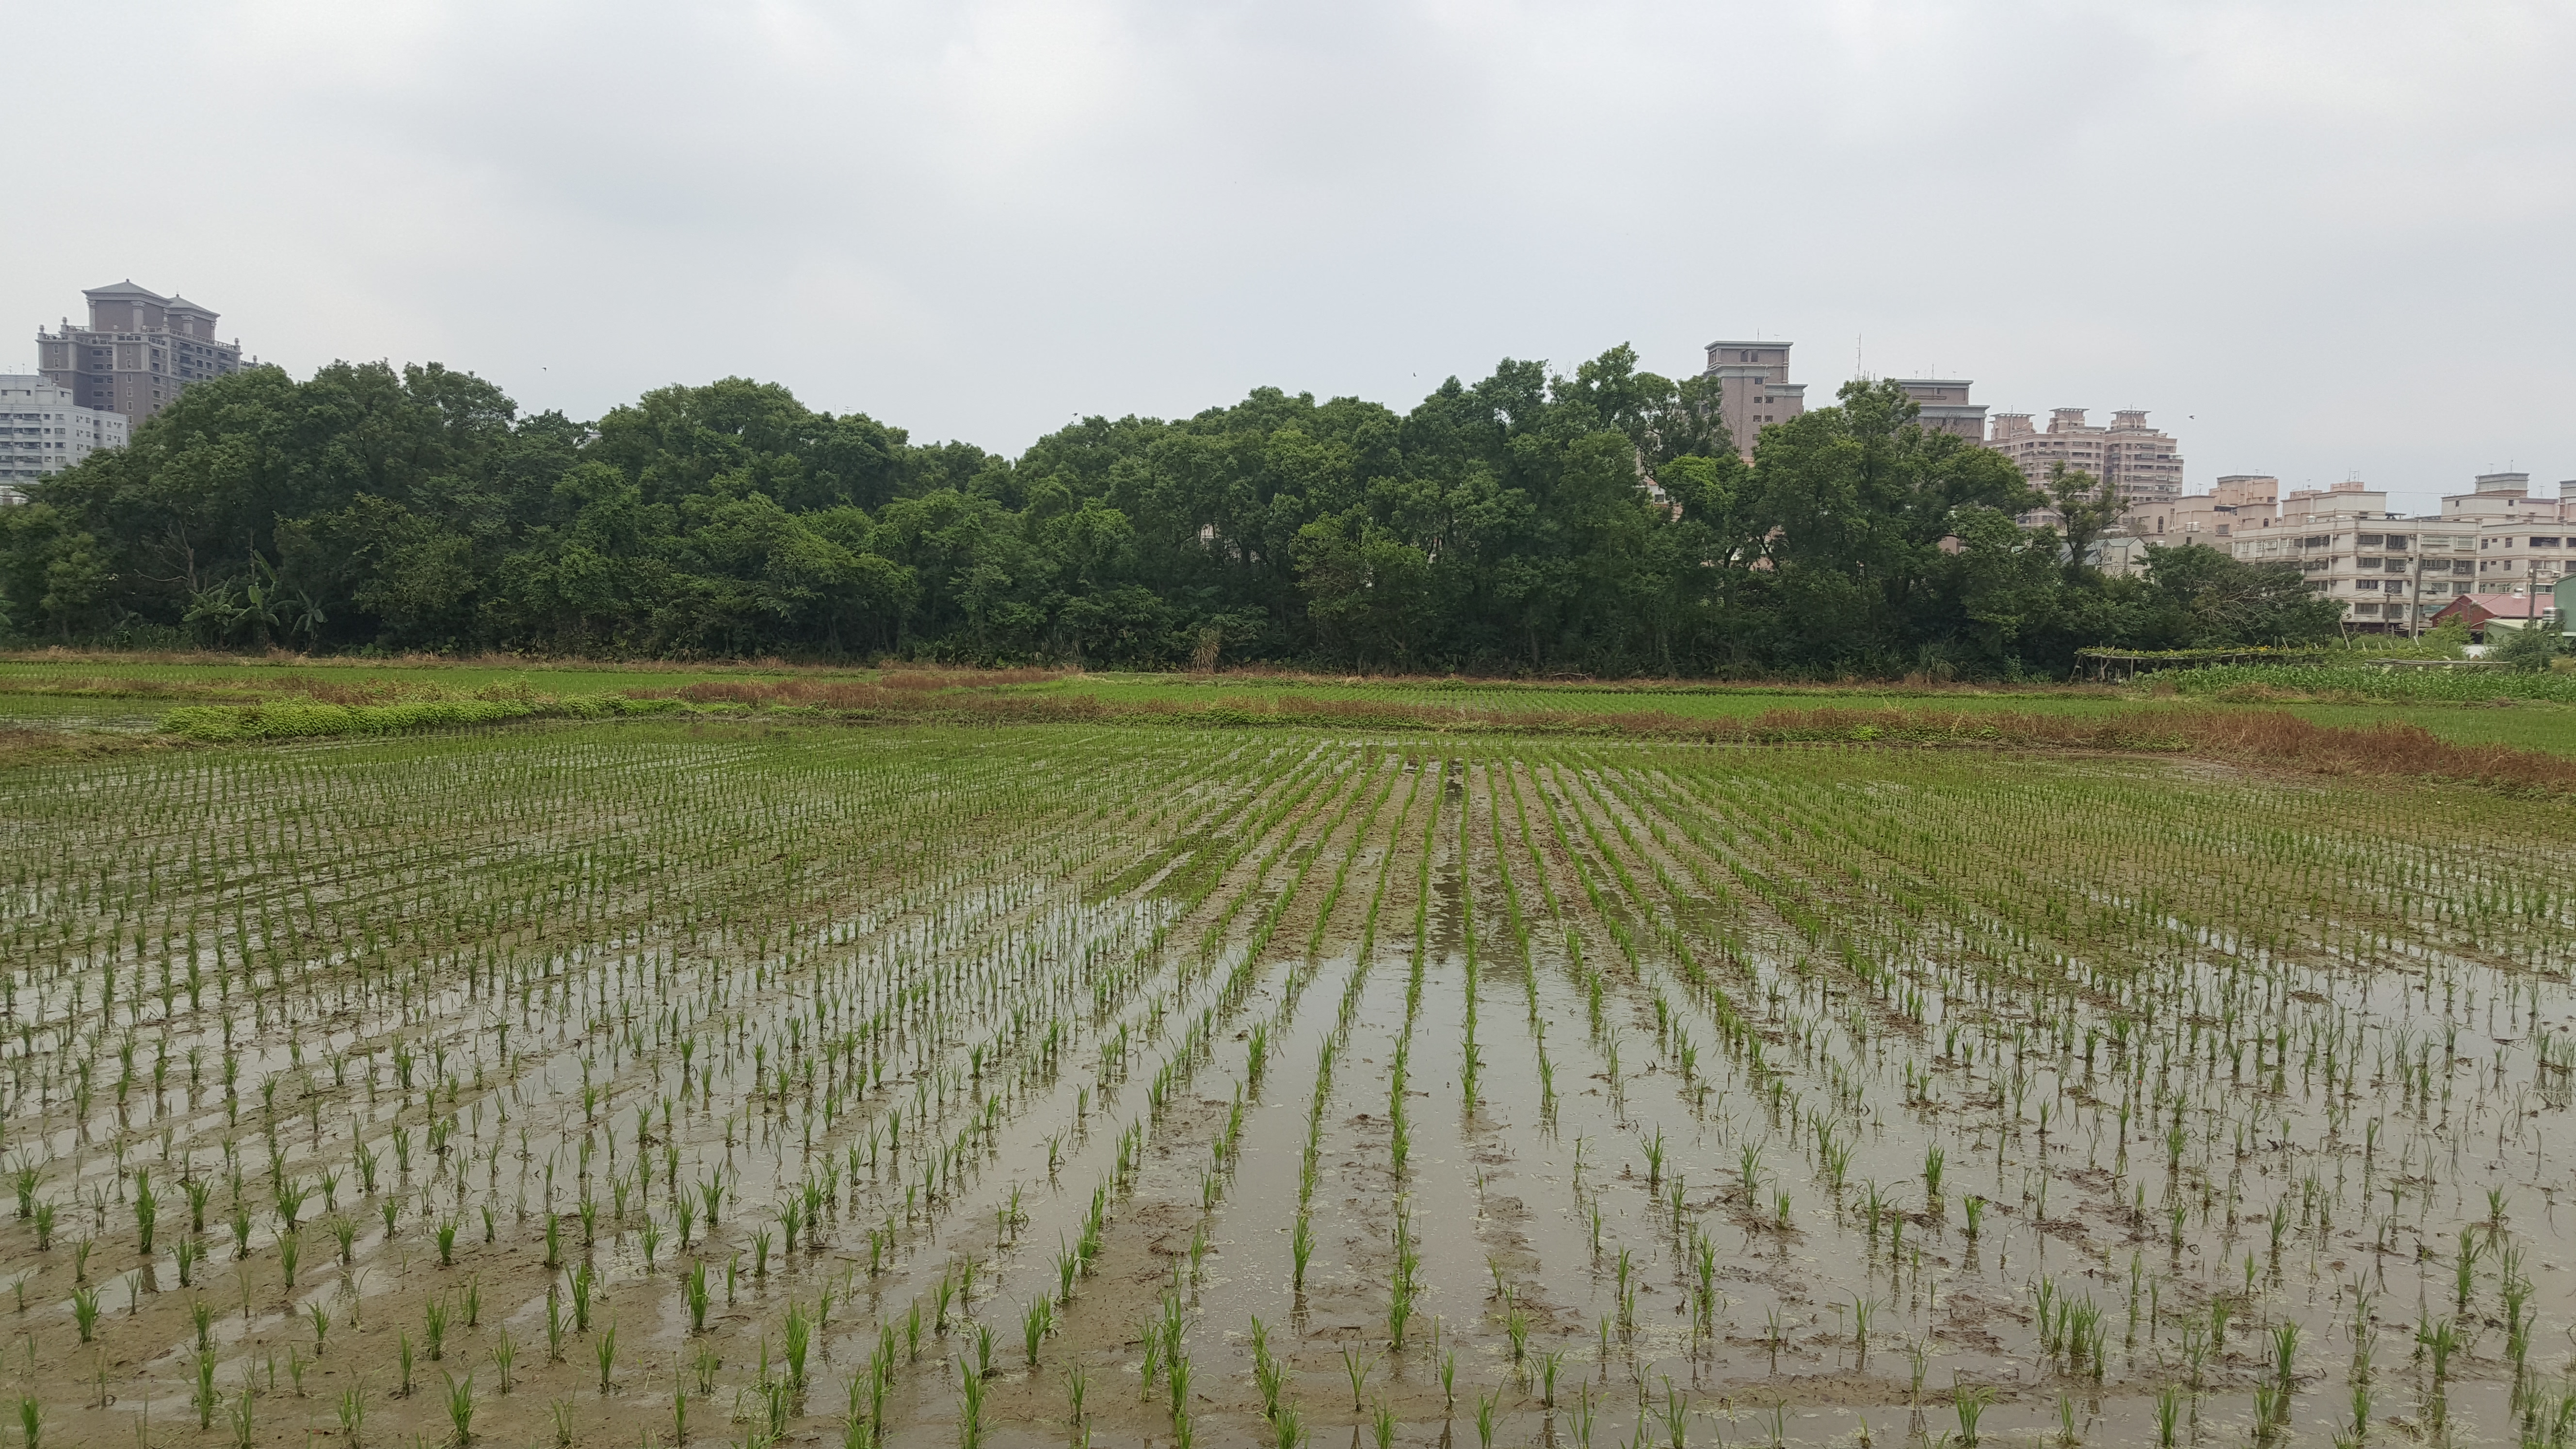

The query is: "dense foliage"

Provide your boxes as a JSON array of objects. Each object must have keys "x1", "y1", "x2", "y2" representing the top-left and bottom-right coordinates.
[{"x1": 0, "y1": 349, "x2": 2348, "y2": 675}]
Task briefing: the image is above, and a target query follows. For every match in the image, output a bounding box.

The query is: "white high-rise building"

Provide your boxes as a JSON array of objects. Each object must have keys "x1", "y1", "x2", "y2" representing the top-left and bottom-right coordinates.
[{"x1": 0, "y1": 374, "x2": 128, "y2": 502}]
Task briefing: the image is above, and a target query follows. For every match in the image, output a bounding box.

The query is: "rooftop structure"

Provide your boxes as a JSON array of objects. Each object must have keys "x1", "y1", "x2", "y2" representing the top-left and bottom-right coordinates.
[{"x1": 1888, "y1": 379, "x2": 1987, "y2": 441}]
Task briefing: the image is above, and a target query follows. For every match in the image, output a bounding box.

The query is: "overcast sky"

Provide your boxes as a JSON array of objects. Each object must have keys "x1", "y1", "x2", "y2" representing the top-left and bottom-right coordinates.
[{"x1": 8, "y1": 0, "x2": 2571, "y2": 515}]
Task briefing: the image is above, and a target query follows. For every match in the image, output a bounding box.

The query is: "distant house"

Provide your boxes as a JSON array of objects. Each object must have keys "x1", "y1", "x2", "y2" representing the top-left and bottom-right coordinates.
[{"x1": 2427, "y1": 592, "x2": 2557, "y2": 639}]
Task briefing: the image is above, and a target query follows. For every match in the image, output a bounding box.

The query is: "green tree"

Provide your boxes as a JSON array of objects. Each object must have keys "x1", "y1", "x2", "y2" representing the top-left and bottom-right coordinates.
[
  {"x1": 2043, "y1": 465, "x2": 2123, "y2": 581},
  {"x1": 2136, "y1": 544, "x2": 2345, "y2": 647}
]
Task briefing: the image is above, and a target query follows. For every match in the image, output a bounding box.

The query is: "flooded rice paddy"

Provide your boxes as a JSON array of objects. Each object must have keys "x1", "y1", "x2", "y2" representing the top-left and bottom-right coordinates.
[{"x1": 1, "y1": 720, "x2": 2572, "y2": 1449}]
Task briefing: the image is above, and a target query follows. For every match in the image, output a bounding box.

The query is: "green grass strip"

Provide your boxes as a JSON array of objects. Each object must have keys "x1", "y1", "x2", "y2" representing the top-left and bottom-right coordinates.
[{"x1": 161, "y1": 695, "x2": 681, "y2": 742}]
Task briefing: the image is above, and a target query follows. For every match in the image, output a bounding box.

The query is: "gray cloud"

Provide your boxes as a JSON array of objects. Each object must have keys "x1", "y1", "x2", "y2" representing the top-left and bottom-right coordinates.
[{"x1": 8, "y1": 0, "x2": 2570, "y2": 513}]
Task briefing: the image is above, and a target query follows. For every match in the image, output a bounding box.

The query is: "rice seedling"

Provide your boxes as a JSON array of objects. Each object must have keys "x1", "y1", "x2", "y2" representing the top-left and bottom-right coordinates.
[
  {"x1": 226, "y1": 1387, "x2": 255, "y2": 1449},
  {"x1": 334, "y1": 1381, "x2": 366, "y2": 1446},
  {"x1": 594, "y1": 1320, "x2": 618, "y2": 1394},
  {"x1": 1954, "y1": 1382, "x2": 1993, "y2": 1445},
  {"x1": 2420, "y1": 1317, "x2": 2462, "y2": 1385},
  {"x1": 1022, "y1": 1296, "x2": 1053, "y2": 1365},
  {"x1": 786, "y1": 1298, "x2": 814, "y2": 1386},
  {"x1": 443, "y1": 1371, "x2": 475, "y2": 1445},
  {"x1": 676, "y1": 1256, "x2": 712, "y2": 1334}
]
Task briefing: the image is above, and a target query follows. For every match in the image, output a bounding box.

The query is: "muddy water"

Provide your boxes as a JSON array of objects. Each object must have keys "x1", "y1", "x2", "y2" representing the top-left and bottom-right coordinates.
[{"x1": 3, "y1": 727, "x2": 2573, "y2": 1448}]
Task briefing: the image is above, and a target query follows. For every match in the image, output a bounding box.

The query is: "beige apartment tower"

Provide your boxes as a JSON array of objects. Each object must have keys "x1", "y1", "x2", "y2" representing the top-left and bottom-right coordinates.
[
  {"x1": 34, "y1": 281, "x2": 245, "y2": 429},
  {"x1": 1702, "y1": 340, "x2": 1806, "y2": 461},
  {"x1": 1890, "y1": 378, "x2": 1987, "y2": 440},
  {"x1": 1885, "y1": 373, "x2": 1999, "y2": 438},
  {"x1": 1987, "y1": 407, "x2": 2185, "y2": 523}
]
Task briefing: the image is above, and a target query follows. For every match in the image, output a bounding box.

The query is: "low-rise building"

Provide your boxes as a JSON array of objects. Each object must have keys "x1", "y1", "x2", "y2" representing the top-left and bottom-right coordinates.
[
  {"x1": 0, "y1": 373, "x2": 129, "y2": 500},
  {"x1": 2088, "y1": 534, "x2": 2154, "y2": 578},
  {"x1": 2429, "y1": 592, "x2": 2560, "y2": 637}
]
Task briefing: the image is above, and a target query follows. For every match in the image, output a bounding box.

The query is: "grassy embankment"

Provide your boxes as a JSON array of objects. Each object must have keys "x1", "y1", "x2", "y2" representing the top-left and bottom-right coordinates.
[{"x1": 0, "y1": 650, "x2": 2569, "y2": 786}]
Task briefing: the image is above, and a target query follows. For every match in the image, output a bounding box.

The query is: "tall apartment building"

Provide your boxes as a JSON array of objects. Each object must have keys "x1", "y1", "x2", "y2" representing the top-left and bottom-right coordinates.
[
  {"x1": 1890, "y1": 379, "x2": 1988, "y2": 440},
  {"x1": 1702, "y1": 340, "x2": 1806, "y2": 461},
  {"x1": 34, "y1": 281, "x2": 245, "y2": 429},
  {"x1": 0, "y1": 374, "x2": 129, "y2": 503},
  {"x1": 1988, "y1": 408, "x2": 2186, "y2": 524}
]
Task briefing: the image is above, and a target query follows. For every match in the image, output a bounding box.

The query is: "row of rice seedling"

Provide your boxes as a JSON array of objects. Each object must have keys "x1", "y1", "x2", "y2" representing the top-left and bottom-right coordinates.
[{"x1": 0, "y1": 716, "x2": 2568, "y2": 1446}]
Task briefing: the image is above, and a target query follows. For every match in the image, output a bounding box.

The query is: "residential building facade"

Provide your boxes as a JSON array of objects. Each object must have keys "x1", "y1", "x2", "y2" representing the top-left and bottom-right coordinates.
[
  {"x1": 2227, "y1": 481, "x2": 2477, "y2": 633},
  {"x1": 1988, "y1": 407, "x2": 2186, "y2": 526},
  {"x1": 1702, "y1": 340, "x2": 1805, "y2": 461},
  {"x1": 2444, "y1": 474, "x2": 2575, "y2": 601},
  {"x1": 0, "y1": 374, "x2": 129, "y2": 502},
  {"x1": 2130, "y1": 473, "x2": 2278, "y2": 546},
  {"x1": 34, "y1": 280, "x2": 245, "y2": 428}
]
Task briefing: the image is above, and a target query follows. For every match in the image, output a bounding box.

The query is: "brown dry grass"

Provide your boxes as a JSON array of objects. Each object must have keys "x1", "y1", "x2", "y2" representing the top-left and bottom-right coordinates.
[{"x1": 0, "y1": 727, "x2": 161, "y2": 767}]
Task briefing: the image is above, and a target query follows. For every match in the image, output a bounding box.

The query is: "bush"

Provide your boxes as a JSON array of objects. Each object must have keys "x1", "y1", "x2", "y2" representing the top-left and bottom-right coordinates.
[
  {"x1": 2490, "y1": 625, "x2": 2567, "y2": 673},
  {"x1": 2164, "y1": 664, "x2": 2576, "y2": 704}
]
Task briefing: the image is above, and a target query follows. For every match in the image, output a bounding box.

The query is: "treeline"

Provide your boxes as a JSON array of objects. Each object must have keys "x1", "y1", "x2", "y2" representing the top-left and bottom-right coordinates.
[{"x1": 0, "y1": 347, "x2": 2344, "y2": 676}]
